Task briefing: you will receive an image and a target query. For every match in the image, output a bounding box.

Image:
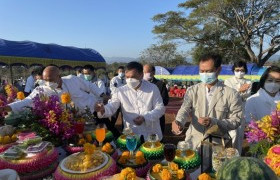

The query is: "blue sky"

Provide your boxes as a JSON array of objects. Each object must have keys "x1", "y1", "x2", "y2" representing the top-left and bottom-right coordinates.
[{"x1": 0, "y1": 0, "x2": 191, "y2": 58}]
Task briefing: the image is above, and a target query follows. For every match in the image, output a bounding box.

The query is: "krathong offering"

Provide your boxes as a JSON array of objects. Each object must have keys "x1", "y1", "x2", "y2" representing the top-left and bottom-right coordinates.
[
  {"x1": 116, "y1": 128, "x2": 140, "y2": 151},
  {"x1": 0, "y1": 125, "x2": 17, "y2": 153},
  {"x1": 62, "y1": 143, "x2": 108, "y2": 173},
  {"x1": 54, "y1": 143, "x2": 117, "y2": 180},
  {"x1": 139, "y1": 134, "x2": 164, "y2": 161},
  {"x1": 0, "y1": 135, "x2": 58, "y2": 180}
]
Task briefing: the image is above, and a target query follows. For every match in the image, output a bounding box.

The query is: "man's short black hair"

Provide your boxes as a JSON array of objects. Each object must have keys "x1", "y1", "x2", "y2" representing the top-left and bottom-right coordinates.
[
  {"x1": 75, "y1": 67, "x2": 83, "y2": 73},
  {"x1": 118, "y1": 66, "x2": 125, "y2": 70},
  {"x1": 83, "y1": 64, "x2": 95, "y2": 72},
  {"x1": 232, "y1": 61, "x2": 248, "y2": 74},
  {"x1": 199, "y1": 53, "x2": 222, "y2": 69},
  {"x1": 259, "y1": 65, "x2": 280, "y2": 89},
  {"x1": 126, "y1": 61, "x2": 143, "y2": 74},
  {"x1": 33, "y1": 67, "x2": 44, "y2": 76}
]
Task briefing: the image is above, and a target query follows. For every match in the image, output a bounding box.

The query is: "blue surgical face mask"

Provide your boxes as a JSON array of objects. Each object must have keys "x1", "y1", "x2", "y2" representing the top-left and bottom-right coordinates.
[
  {"x1": 84, "y1": 74, "x2": 93, "y2": 81},
  {"x1": 200, "y1": 72, "x2": 217, "y2": 84}
]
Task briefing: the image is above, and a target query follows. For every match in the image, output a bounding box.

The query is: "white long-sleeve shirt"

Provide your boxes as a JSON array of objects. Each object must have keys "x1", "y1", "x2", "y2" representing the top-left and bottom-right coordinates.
[
  {"x1": 110, "y1": 76, "x2": 126, "y2": 94},
  {"x1": 224, "y1": 77, "x2": 252, "y2": 101},
  {"x1": 100, "y1": 80, "x2": 165, "y2": 140},
  {"x1": 245, "y1": 88, "x2": 280, "y2": 123},
  {"x1": 24, "y1": 75, "x2": 35, "y2": 93},
  {"x1": 90, "y1": 77, "x2": 106, "y2": 94},
  {"x1": 9, "y1": 75, "x2": 102, "y2": 113}
]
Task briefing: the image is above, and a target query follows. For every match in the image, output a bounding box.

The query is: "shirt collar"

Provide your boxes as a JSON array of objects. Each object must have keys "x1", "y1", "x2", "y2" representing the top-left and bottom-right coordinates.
[{"x1": 205, "y1": 83, "x2": 217, "y2": 93}]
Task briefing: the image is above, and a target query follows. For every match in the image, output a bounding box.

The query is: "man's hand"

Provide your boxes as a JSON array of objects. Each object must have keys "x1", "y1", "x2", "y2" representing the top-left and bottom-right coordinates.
[
  {"x1": 133, "y1": 116, "x2": 145, "y2": 126},
  {"x1": 94, "y1": 103, "x2": 105, "y2": 115},
  {"x1": 239, "y1": 83, "x2": 250, "y2": 93},
  {"x1": 198, "y1": 117, "x2": 211, "y2": 127},
  {"x1": 0, "y1": 106, "x2": 11, "y2": 114},
  {"x1": 172, "y1": 121, "x2": 184, "y2": 135}
]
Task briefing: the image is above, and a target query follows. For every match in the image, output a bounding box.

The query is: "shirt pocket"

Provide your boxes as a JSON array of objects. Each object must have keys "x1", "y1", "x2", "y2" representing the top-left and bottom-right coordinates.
[{"x1": 215, "y1": 105, "x2": 229, "y2": 119}]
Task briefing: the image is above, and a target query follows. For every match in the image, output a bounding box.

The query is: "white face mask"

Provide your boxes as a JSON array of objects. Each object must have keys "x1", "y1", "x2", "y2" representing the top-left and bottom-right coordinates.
[
  {"x1": 126, "y1": 78, "x2": 140, "y2": 89},
  {"x1": 45, "y1": 81, "x2": 58, "y2": 89},
  {"x1": 234, "y1": 71, "x2": 245, "y2": 79},
  {"x1": 143, "y1": 73, "x2": 152, "y2": 81},
  {"x1": 118, "y1": 72, "x2": 125, "y2": 78},
  {"x1": 264, "y1": 82, "x2": 280, "y2": 94}
]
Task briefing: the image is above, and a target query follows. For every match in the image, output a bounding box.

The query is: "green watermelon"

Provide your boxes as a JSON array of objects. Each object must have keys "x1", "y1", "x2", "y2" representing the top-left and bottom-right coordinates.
[
  {"x1": 173, "y1": 149, "x2": 201, "y2": 171},
  {"x1": 92, "y1": 130, "x2": 114, "y2": 143},
  {"x1": 139, "y1": 142, "x2": 164, "y2": 160},
  {"x1": 217, "y1": 157, "x2": 278, "y2": 180},
  {"x1": 115, "y1": 135, "x2": 141, "y2": 151}
]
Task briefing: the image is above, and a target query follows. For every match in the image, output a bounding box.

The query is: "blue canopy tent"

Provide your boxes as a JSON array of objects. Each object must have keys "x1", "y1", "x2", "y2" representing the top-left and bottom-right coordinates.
[
  {"x1": 155, "y1": 63, "x2": 267, "y2": 82},
  {"x1": 0, "y1": 38, "x2": 106, "y2": 82},
  {"x1": 155, "y1": 66, "x2": 170, "y2": 75},
  {"x1": 0, "y1": 38, "x2": 106, "y2": 68}
]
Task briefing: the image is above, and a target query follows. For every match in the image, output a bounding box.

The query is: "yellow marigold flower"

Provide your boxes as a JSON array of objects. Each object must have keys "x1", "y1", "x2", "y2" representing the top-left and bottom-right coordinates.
[
  {"x1": 152, "y1": 164, "x2": 162, "y2": 173},
  {"x1": 160, "y1": 169, "x2": 172, "y2": 180},
  {"x1": 121, "y1": 151, "x2": 130, "y2": 159},
  {"x1": 17, "y1": 91, "x2": 25, "y2": 100},
  {"x1": 61, "y1": 92, "x2": 71, "y2": 104},
  {"x1": 170, "y1": 162, "x2": 179, "y2": 171},
  {"x1": 83, "y1": 143, "x2": 96, "y2": 154},
  {"x1": 198, "y1": 173, "x2": 212, "y2": 180},
  {"x1": 135, "y1": 151, "x2": 144, "y2": 158},
  {"x1": 177, "y1": 169, "x2": 185, "y2": 180},
  {"x1": 120, "y1": 167, "x2": 136, "y2": 180},
  {"x1": 135, "y1": 156, "x2": 146, "y2": 165}
]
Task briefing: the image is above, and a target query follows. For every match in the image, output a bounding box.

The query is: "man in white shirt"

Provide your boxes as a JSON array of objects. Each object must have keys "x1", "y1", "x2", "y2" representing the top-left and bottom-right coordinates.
[
  {"x1": 24, "y1": 67, "x2": 44, "y2": 96},
  {"x1": 95, "y1": 62, "x2": 165, "y2": 140},
  {"x1": 110, "y1": 66, "x2": 126, "y2": 94},
  {"x1": 0, "y1": 66, "x2": 103, "y2": 113},
  {"x1": 75, "y1": 67, "x2": 84, "y2": 79},
  {"x1": 172, "y1": 54, "x2": 243, "y2": 159},
  {"x1": 83, "y1": 65, "x2": 106, "y2": 94},
  {"x1": 109, "y1": 66, "x2": 126, "y2": 130}
]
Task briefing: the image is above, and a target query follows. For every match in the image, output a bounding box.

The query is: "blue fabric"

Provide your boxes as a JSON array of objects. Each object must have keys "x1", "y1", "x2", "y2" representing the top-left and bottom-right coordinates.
[
  {"x1": 171, "y1": 64, "x2": 267, "y2": 76},
  {"x1": 172, "y1": 65, "x2": 199, "y2": 75},
  {"x1": 0, "y1": 39, "x2": 105, "y2": 62}
]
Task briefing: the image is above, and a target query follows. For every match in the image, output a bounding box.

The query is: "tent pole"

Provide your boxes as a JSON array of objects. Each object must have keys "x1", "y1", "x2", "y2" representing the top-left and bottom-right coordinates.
[{"x1": 9, "y1": 65, "x2": 14, "y2": 85}]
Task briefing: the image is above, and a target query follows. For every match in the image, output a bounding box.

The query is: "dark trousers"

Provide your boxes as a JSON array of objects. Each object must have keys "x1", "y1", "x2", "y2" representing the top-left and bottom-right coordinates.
[
  {"x1": 160, "y1": 115, "x2": 165, "y2": 134},
  {"x1": 111, "y1": 107, "x2": 121, "y2": 126}
]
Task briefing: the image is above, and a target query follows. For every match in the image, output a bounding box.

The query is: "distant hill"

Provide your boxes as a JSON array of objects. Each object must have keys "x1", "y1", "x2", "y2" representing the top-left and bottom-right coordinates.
[{"x1": 104, "y1": 57, "x2": 138, "y2": 64}]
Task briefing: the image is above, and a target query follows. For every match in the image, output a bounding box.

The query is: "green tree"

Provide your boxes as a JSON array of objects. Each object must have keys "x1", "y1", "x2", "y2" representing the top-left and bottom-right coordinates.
[
  {"x1": 153, "y1": 0, "x2": 280, "y2": 66},
  {"x1": 139, "y1": 42, "x2": 189, "y2": 67}
]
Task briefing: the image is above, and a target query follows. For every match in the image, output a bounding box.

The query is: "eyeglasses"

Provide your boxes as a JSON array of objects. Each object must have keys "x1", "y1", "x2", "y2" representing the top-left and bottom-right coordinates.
[
  {"x1": 234, "y1": 69, "x2": 245, "y2": 72},
  {"x1": 266, "y1": 79, "x2": 280, "y2": 83}
]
